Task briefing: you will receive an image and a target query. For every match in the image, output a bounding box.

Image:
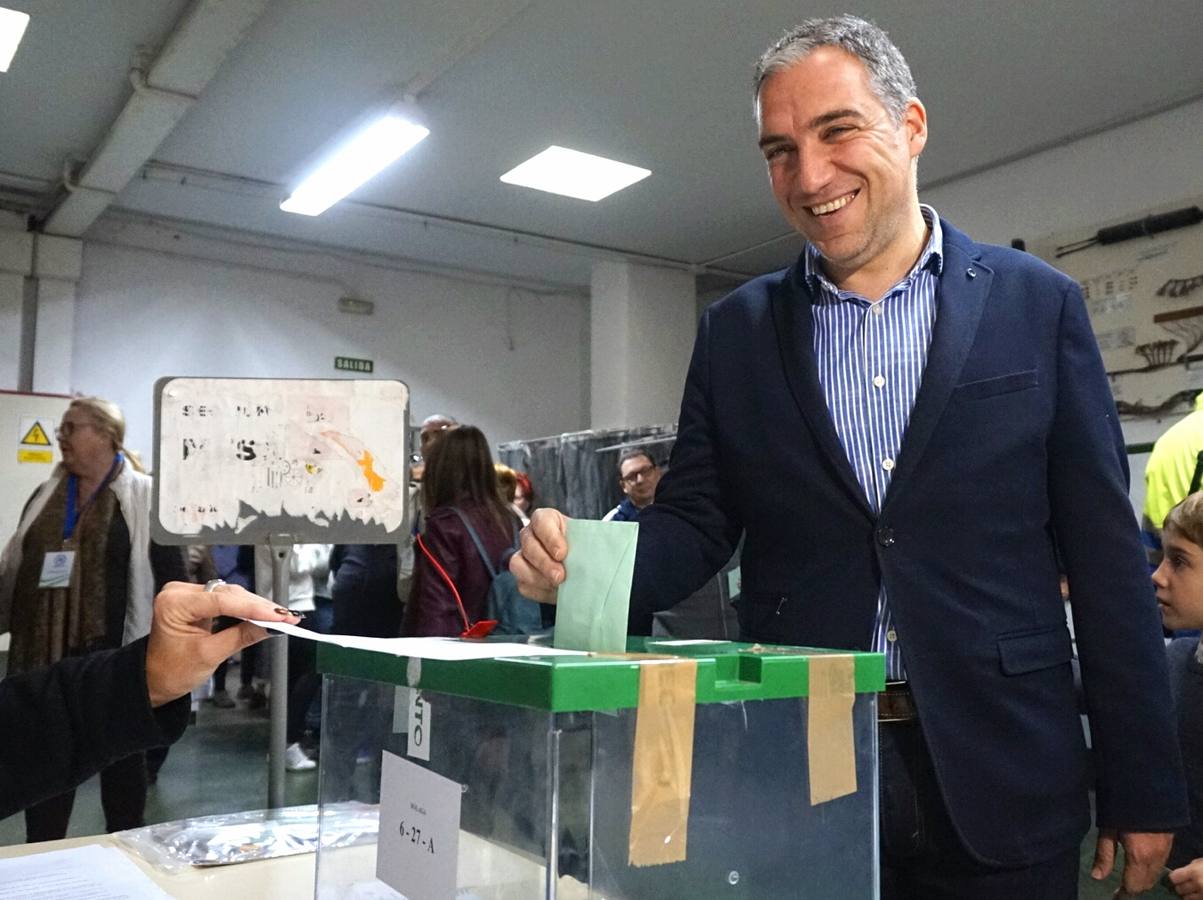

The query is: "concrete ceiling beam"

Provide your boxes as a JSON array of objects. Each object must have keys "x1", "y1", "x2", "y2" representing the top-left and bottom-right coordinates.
[{"x1": 44, "y1": 0, "x2": 271, "y2": 237}]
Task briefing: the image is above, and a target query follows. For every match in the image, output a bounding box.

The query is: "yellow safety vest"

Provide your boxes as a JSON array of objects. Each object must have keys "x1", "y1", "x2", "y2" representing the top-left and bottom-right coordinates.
[{"x1": 1144, "y1": 393, "x2": 1203, "y2": 541}]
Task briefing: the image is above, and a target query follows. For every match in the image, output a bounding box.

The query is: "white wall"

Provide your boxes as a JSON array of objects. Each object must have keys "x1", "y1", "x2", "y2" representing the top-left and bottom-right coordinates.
[
  {"x1": 71, "y1": 219, "x2": 591, "y2": 460},
  {"x1": 590, "y1": 260, "x2": 696, "y2": 430},
  {"x1": 922, "y1": 99, "x2": 1203, "y2": 248}
]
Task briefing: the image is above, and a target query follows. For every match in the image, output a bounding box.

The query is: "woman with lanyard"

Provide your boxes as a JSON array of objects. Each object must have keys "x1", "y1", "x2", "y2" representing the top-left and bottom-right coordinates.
[{"x1": 0, "y1": 396, "x2": 186, "y2": 842}]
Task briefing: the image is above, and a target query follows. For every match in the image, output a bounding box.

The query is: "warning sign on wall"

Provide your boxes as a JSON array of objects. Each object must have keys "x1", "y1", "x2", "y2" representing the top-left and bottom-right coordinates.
[{"x1": 18, "y1": 417, "x2": 55, "y2": 464}]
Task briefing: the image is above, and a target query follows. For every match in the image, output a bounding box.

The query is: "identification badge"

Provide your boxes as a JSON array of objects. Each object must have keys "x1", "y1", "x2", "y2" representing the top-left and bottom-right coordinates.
[{"x1": 39, "y1": 551, "x2": 76, "y2": 589}]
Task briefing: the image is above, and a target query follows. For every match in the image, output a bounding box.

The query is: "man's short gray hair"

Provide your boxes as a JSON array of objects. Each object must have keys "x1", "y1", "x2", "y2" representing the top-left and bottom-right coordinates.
[{"x1": 753, "y1": 15, "x2": 917, "y2": 124}]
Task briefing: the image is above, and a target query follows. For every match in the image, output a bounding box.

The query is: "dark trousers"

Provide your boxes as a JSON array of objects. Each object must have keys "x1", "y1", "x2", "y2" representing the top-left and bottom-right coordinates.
[
  {"x1": 879, "y1": 721, "x2": 1080, "y2": 899},
  {"x1": 287, "y1": 636, "x2": 319, "y2": 744},
  {"x1": 24, "y1": 752, "x2": 147, "y2": 842},
  {"x1": 241, "y1": 640, "x2": 262, "y2": 687},
  {"x1": 287, "y1": 599, "x2": 332, "y2": 743},
  {"x1": 320, "y1": 679, "x2": 390, "y2": 803}
]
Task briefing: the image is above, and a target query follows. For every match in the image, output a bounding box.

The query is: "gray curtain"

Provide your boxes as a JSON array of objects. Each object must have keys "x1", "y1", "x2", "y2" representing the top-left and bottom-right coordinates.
[
  {"x1": 499, "y1": 425, "x2": 742, "y2": 639},
  {"x1": 498, "y1": 425, "x2": 677, "y2": 520}
]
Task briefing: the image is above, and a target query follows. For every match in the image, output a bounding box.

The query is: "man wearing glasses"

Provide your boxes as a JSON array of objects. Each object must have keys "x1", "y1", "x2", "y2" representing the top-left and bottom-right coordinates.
[{"x1": 603, "y1": 449, "x2": 662, "y2": 523}]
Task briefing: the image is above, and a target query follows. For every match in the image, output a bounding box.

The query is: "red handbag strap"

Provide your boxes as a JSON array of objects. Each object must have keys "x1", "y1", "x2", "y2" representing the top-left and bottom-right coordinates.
[{"x1": 415, "y1": 533, "x2": 496, "y2": 639}]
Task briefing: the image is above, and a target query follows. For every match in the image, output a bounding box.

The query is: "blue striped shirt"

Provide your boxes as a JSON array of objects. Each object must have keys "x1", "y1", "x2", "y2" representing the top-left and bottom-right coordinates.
[{"x1": 805, "y1": 205, "x2": 944, "y2": 680}]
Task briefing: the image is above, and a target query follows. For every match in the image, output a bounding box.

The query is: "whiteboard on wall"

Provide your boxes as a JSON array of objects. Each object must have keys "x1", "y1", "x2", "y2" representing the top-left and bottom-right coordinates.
[
  {"x1": 0, "y1": 390, "x2": 71, "y2": 549},
  {"x1": 1031, "y1": 198, "x2": 1203, "y2": 521},
  {"x1": 152, "y1": 378, "x2": 410, "y2": 544},
  {"x1": 1031, "y1": 196, "x2": 1203, "y2": 415}
]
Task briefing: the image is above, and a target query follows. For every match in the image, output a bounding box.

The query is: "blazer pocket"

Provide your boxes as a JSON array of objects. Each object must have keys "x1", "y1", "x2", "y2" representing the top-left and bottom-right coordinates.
[
  {"x1": 955, "y1": 369, "x2": 1038, "y2": 401},
  {"x1": 736, "y1": 590, "x2": 793, "y2": 643},
  {"x1": 997, "y1": 625, "x2": 1073, "y2": 675}
]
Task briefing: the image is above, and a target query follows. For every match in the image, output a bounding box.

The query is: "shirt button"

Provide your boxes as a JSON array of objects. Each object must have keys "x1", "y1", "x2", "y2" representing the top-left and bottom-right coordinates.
[
  {"x1": 882, "y1": 457, "x2": 895, "y2": 471},
  {"x1": 872, "y1": 374, "x2": 885, "y2": 388},
  {"x1": 871, "y1": 303, "x2": 885, "y2": 316},
  {"x1": 887, "y1": 629, "x2": 898, "y2": 643}
]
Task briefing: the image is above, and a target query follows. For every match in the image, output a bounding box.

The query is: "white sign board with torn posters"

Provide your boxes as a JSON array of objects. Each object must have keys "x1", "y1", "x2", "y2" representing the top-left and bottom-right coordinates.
[{"x1": 152, "y1": 377, "x2": 409, "y2": 543}]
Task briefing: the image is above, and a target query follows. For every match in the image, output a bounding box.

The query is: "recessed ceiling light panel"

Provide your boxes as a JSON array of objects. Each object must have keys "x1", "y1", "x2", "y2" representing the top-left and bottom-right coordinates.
[
  {"x1": 0, "y1": 7, "x2": 30, "y2": 73},
  {"x1": 500, "y1": 146, "x2": 651, "y2": 202}
]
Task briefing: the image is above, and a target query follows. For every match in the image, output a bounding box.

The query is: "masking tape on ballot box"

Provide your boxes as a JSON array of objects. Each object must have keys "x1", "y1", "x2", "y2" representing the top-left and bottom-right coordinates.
[
  {"x1": 627, "y1": 656, "x2": 697, "y2": 867},
  {"x1": 806, "y1": 653, "x2": 858, "y2": 805}
]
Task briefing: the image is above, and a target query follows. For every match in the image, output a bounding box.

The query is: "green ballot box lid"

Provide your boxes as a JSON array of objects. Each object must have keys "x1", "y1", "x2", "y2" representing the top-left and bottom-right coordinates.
[{"x1": 317, "y1": 638, "x2": 885, "y2": 712}]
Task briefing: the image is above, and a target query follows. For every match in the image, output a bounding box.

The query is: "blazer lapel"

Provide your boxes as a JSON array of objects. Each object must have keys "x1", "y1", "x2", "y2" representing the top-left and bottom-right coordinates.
[
  {"x1": 770, "y1": 264, "x2": 874, "y2": 519},
  {"x1": 883, "y1": 224, "x2": 992, "y2": 510}
]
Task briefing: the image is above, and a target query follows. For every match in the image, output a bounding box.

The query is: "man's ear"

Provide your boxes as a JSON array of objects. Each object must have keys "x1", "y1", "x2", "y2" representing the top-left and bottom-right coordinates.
[{"x1": 904, "y1": 98, "x2": 928, "y2": 159}]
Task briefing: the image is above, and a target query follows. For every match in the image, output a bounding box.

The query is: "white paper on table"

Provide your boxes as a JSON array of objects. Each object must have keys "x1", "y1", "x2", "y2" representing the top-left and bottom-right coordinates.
[
  {"x1": 249, "y1": 621, "x2": 587, "y2": 660},
  {"x1": 0, "y1": 845, "x2": 172, "y2": 899}
]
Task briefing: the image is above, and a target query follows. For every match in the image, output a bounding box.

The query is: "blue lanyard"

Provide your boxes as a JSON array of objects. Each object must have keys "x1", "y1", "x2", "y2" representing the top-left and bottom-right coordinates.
[{"x1": 63, "y1": 453, "x2": 123, "y2": 541}]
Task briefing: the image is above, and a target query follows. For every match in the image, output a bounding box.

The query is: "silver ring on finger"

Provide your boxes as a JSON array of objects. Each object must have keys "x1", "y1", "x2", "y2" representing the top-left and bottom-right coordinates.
[{"x1": 204, "y1": 578, "x2": 227, "y2": 593}]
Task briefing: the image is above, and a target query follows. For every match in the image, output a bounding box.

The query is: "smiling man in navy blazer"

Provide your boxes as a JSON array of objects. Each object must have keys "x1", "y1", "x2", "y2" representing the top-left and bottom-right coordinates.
[{"x1": 512, "y1": 14, "x2": 1187, "y2": 897}]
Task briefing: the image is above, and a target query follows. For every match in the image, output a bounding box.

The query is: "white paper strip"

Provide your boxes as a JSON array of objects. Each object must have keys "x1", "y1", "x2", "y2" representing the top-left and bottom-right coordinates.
[{"x1": 248, "y1": 620, "x2": 587, "y2": 661}]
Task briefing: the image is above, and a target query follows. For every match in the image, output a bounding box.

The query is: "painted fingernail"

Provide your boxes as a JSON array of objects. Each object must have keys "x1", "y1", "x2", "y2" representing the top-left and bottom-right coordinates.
[{"x1": 275, "y1": 606, "x2": 305, "y2": 618}]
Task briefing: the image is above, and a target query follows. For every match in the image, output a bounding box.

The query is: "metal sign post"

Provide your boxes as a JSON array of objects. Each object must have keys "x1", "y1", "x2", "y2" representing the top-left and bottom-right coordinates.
[
  {"x1": 267, "y1": 535, "x2": 294, "y2": 810},
  {"x1": 150, "y1": 377, "x2": 410, "y2": 813}
]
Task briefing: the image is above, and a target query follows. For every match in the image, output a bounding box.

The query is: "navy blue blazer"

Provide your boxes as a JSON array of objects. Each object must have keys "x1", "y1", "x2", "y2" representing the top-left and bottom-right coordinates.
[{"x1": 631, "y1": 219, "x2": 1188, "y2": 865}]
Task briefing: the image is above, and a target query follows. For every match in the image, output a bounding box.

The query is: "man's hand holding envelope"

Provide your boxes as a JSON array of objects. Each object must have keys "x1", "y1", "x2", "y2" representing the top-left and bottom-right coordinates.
[
  {"x1": 510, "y1": 508, "x2": 570, "y2": 603},
  {"x1": 511, "y1": 509, "x2": 638, "y2": 654}
]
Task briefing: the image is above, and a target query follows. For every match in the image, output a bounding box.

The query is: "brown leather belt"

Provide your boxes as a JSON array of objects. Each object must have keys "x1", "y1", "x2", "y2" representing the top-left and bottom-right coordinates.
[{"x1": 878, "y1": 682, "x2": 917, "y2": 724}]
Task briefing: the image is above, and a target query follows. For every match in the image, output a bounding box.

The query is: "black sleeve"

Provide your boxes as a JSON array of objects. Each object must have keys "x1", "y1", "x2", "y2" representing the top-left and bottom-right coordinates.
[
  {"x1": 238, "y1": 545, "x2": 257, "y2": 593},
  {"x1": 0, "y1": 638, "x2": 189, "y2": 819},
  {"x1": 329, "y1": 544, "x2": 347, "y2": 580},
  {"x1": 150, "y1": 541, "x2": 188, "y2": 591}
]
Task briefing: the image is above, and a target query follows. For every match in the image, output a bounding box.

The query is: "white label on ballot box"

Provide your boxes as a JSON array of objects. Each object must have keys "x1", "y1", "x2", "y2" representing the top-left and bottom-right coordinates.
[
  {"x1": 392, "y1": 686, "x2": 409, "y2": 734},
  {"x1": 377, "y1": 751, "x2": 460, "y2": 900},
  {"x1": 406, "y1": 690, "x2": 431, "y2": 761}
]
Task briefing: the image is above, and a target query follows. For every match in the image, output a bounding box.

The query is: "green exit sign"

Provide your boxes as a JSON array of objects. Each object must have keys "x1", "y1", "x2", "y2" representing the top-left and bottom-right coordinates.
[{"x1": 335, "y1": 356, "x2": 374, "y2": 373}]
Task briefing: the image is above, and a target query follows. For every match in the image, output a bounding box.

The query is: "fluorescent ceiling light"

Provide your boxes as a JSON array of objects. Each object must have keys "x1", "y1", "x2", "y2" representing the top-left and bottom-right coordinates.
[
  {"x1": 281, "y1": 113, "x2": 429, "y2": 216},
  {"x1": 500, "y1": 146, "x2": 651, "y2": 201},
  {"x1": 0, "y1": 7, "x2": 30, "y2": 73}
]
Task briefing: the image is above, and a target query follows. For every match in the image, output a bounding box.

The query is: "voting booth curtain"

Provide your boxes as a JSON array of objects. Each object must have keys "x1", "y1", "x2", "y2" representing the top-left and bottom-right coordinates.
[{"x1": 497, "y1": 425, "x2": 740, "y2": 640}]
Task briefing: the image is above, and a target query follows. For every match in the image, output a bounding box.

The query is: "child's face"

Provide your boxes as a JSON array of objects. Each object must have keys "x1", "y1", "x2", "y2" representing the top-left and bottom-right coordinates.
[{"x1": 1152, "y1": 529, "x2": 1203, "y2": 630}]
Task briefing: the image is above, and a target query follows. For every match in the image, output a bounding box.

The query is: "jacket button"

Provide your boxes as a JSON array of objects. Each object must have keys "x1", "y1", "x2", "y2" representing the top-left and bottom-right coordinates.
[{"x1": 876, "y1": 526, "x2": 895, "y2": 547}]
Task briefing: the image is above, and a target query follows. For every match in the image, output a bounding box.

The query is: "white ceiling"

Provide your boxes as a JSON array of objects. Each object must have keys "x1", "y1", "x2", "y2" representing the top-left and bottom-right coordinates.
[{"x1": 1, "y1": 0, "x2": 1201, "y2": 293}]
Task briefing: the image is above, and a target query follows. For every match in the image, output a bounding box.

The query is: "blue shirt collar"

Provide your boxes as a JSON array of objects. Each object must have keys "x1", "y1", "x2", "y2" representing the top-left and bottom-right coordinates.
[{"x1": 803, "y1": 204, "x2": 944, "y2": 299}]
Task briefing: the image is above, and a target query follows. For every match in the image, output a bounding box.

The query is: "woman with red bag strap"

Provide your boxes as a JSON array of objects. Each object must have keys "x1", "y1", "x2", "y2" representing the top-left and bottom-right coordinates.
[{"x1": 401, "y1": 426, "x2": 522, "y2": 638}]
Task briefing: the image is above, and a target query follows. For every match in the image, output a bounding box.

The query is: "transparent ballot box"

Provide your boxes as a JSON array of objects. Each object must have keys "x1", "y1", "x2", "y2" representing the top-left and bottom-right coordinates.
[{"x1": 314, "y1": 639, "x2": 884, "y2": 899}]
